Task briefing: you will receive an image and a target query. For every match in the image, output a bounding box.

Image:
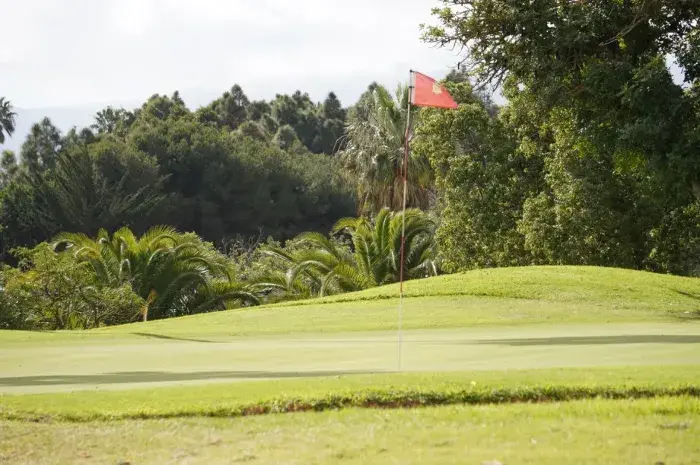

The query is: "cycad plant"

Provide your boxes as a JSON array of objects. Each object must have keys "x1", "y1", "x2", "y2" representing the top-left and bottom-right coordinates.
[
  {"x1": 334, "y1": 208, "x2": 438, "y2": 285},
  {"x1": 255, "y1": 232, "x2": 371, "y2": 298},
  {"x1": 339, "y1": 84, "x2": 433, "y2": 214},
  {"x1": 54, "y1": 226, "x2": 258, "y2": 320}
]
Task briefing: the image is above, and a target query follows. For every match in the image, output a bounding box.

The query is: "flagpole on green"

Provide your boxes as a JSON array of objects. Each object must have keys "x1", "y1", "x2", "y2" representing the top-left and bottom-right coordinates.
[{"x1": 398, "y1": 70, "x2": 414, "y2": 371}]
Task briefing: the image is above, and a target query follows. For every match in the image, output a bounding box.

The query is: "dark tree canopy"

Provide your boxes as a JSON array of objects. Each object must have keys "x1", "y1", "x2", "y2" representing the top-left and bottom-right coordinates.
[
  {"x1": 418, "y1": 0, "x2": 700, "y2": 275},
  {"x1": 0, "y1": 85, "x2": 355, "y2": 260}
]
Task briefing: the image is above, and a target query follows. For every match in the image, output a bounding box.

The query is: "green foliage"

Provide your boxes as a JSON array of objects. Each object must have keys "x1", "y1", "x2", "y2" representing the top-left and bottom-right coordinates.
[
  {"x1": 53, "y1": 226, "x2": 258, "y2": 321},
  {"x1": 333, "y1": 208, "x2": 437, "y2": 283},
  {"x1": 20, "y1": 117, "x2": 62, "y2": 175},
  {"x1": 273, "y1": 124, "x2": 299, "y2": 150},
  {"x1": 247, "y1": 100, "x2": 271, "y2": 121},
  {"x1": 425, "y1": 0, "x2": 700, "y2": 186},
  {"x1": 419, "y1": 1, "x2": 700, "y2": 275},
  {"x1": 31, "y1": 139, "x2": 166, "y2": 235},
  {"x1": 0, "y1": 137, "x2": 166, "y2": 256},
  {"x1": 0, "y1": 150, "x2": 18, "y2": 186},
  {"x1": 254, "y1": 208, "x2": 436, "y2": 299},
  {"x1": 236, "y1": 121, "x2": 269, "y2": 142},
  {"x1": 137, "y1": 93, "x2": 190, "y2": 123},
  {"x1": 91, "y1": 107, "x2": 135, "y2": 137},
  {"x1": 267, "y1": 90, "x2": 346, "y2": 155},
  {"x1": 423, "y1": 0, "x2": 699, "y2": 90},
  {"x1": 253, "y1": 233, "x2": 358, "y2": 300},
  {"x1": 0, "y1": 268, "x2": 35, "y2": 330},
  {"x1": 517, "y1": 108, "x2": 658, "y2": 267},
  {"x1": 204, "y1": 84, "x2": 250, "y2": 130},
  {"x1": 127, "y1": 112, "x2": 354, "y2": 242},
  {"x1": 414, "y1": 81, "x2": 535, "y2": 272},
  {"x1": 0, "y1": 85, "x2": 355, "y2": 257},
  {"x1": 339, "y1": 83, "x2": 433, "y2": 214},
  {"x1": 0, "y1": 244, "x2": 144, "y2": 329}
]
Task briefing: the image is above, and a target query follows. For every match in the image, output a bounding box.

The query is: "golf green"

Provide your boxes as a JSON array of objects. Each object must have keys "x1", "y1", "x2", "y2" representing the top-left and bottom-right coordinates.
[{"x1": 2, "y1": 322, "x2": 698, "y2": 394}]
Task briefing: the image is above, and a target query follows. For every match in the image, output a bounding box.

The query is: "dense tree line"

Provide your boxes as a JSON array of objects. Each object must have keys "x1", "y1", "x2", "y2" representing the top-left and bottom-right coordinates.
[
  {"x1": 0, "y1": 209, "x2": 437, "y2": 329},
  {"x1": 0, "y1": 87, "x2": 355, "y2": 261},
  {"x1": 419, "y1": 0, "x2": 700, "y2": 275}
]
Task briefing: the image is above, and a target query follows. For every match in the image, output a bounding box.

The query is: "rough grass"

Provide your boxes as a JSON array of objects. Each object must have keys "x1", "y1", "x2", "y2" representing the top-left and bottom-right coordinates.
[
  {"x1": 1, "y1": 366, "x2": 698, "y2": 422},
  {"x1": 1, "y1": 397, "x2": 698, "y2": 465}
]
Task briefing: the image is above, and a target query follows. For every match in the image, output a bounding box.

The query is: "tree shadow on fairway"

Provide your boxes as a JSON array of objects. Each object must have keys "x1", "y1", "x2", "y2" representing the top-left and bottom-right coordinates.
[
  {"x1": 0, "y1": 369, "x2": 387, "y2": 387},
  {"x1": 131, "y1": 332, "x2": 218, "y2": 343},
  {"x1": 671, "y1": 290, "x2": 700, "y2": 320},
  {"x1": 477, "y1": 335, "x2": 700, "y2": 346}
]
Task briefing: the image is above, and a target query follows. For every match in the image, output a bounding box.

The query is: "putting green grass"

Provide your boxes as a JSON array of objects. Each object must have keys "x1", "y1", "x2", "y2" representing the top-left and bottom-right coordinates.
[
  {"x1": 1, "y1": 397, "x2": 698, "y2": 464},
  {"x1": 1, "y1": 323, "x2": 699, "y2": 394}
]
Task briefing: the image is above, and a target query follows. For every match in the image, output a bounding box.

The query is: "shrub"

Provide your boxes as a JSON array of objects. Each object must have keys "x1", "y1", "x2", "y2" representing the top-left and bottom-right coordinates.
[{"x1": 0, "y1": 244, "x2": 145, "y2": 329}]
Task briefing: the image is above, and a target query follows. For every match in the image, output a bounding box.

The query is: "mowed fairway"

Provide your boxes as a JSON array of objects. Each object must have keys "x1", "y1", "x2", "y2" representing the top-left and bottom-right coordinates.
[
  {"x1": 1, "y1": 266, "x2": 699, "y2": 464},
  {"x1": 1, "y1": 323, "x2": 699, "y2": 394}
]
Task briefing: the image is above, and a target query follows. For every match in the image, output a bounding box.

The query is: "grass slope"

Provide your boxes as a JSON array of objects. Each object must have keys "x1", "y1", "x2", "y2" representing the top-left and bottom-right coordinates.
[
  {"x1": 1, "y1": 323, "x2": 699, "y2": 394},
  {"x1": 1, "y1": 266, "x2": 699, "y2": 343},
  {"x1": 101, "y1": 265, "x2": 700, "y2": 337}
]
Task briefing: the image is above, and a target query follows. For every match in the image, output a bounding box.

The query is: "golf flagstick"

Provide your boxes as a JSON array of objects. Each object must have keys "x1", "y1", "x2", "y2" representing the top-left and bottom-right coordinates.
[
  {"x1": 397, "y1": 70, "x2": 458, "y2": 371},
  {"x1": 398, "y1": 71, "x2": 414, "y2": 371}
]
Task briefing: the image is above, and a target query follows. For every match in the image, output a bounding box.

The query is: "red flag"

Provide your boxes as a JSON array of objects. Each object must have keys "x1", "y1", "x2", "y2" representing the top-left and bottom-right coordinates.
[{"x1": 410, "y1": 71, "x2": 458, "y2": 109}]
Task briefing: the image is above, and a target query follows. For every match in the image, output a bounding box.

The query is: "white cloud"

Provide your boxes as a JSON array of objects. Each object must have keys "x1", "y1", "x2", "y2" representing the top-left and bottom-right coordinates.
[
  {"x1": 108, "y1": 0, "x2": 157, "y2": 36},
  {"x1": 0, "y1": 0, "x2": 457, "y2": 108},
  {"x1": 163, "y1": 0, "x2": 281, "y2": 25}
]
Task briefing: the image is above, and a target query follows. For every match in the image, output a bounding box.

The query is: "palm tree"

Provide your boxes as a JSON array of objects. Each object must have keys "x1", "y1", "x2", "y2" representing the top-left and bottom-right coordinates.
[
  {"x1": 256, "y1": 208, "x2": 437, "y2": 299},
  {"x1": 255, "y1": 232, "x2": 371, "y2": 298},
  {"x1": 54, "y1": 226, "x2": 258, "y2": 321},
  {"x1": 333, "y1": 208, "x2": 438, "y2": 285},
  {"x1": 338, "y1": 84, "x2": 433, "y2": 214},
  {"x1": 0, "y1": 97, "x2": 17, "y2": 144}
]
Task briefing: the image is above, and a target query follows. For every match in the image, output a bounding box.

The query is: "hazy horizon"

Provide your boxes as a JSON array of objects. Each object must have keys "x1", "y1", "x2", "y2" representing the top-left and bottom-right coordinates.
[{"x1": 0, "y1": 0, "x2": 463, "y2": 151}]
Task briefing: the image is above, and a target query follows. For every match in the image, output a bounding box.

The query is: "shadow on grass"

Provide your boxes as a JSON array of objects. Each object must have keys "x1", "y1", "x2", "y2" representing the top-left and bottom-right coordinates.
[
  {"x1": 672, "y1": 290, "x2": 700, "y2": 320},
  {"x1": 132, "y1": 333, "x2": 218, "y2": 343},
  {"x1": 477, "y1": 335, "x2": 700, "y2": 346},
  {"x1": 0, "y1": 369, "x2": 385, "y2": 387}
]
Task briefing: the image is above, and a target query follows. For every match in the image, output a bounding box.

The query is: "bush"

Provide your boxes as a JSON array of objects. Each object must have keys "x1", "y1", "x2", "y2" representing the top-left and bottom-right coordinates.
[
  {"x1": 0, "y1": 243, "x2": 144, "y2": 329},
  {"x1": 0, "y1": 268, "x2": 36, "y2": 330}
]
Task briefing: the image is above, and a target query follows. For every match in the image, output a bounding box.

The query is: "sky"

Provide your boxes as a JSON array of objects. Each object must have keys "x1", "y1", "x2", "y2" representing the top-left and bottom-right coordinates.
[{"x1": 0, "y1": 0, "x2": 459, "y2": 109}]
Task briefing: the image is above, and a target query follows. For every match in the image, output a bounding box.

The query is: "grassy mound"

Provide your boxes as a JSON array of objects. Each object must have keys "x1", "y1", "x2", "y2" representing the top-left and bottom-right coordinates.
[
  {"x1": 105, "y1": 265, "x2": 700, "y2": 337},
  {"x1": 296, "y1": 265, "x2": 700, "y2": 304},
  {"x1": 1, "y1": 265, "x2": 691, "y2": 342},
  {"x1": 1, "y1": 266, "x2": 698, "y2": 342}
]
